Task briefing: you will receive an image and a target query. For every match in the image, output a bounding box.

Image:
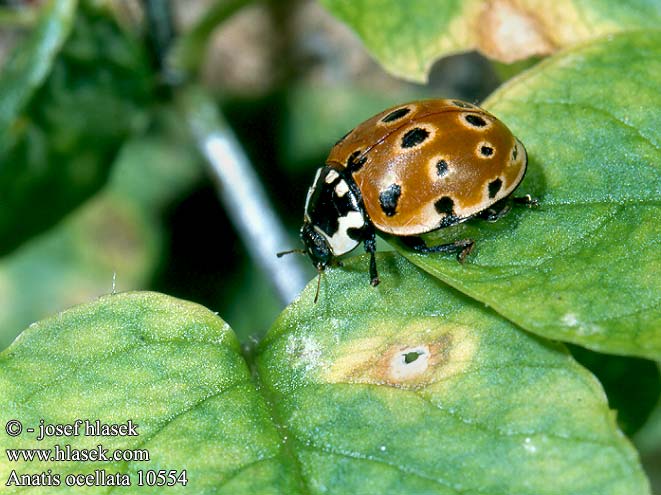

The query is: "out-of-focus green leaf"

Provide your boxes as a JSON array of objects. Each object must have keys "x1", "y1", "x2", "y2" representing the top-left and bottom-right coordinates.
[
  {"x1": 320, "y1": 0, "x2": 661, "y2": 82},
  {"x1": 569, "y1": 346, "x2": 660, "y2": 435},
  {"x1": 635, "y1": 396, "x2": 661, "y2": 494},
  {"x1": 0, "y1": 194, "x2": 160, "y2": 351},
  {"x1": 110, "y1": 131, "x2": 203, "y2": 212},
  {"x1": 0, "y1": 292, "x2": 299, "y2": 494},
  {"x1": 0, "y1": 1, "x2": 152, "y2": 255},
  {"x1": 0, "y1": 6, "x2": 38, "y2": 28},
  {"x1": 492, "y1": 56, "x2": 542, "y2": 83},
  {"x1": 395, "y1": 31, "x2": 661, "y2": 359},
  {"x1": 255, "y1": 253, "x2": 648, "y2": 494},
  {"x1": 0, "y1": 0, "x2": 76, "y2": 147},
  {"x1": 280, "y1": 85, "x2": 424, "y2": 171},
  {"x1": 218, "y1": 259, "x2": 283, "y2": 343},
  {"x1": 636, "y1": 396, "x2": 661, "y2": 455},
  {"x1": 170, "y1": 0, "x2": 250, "y2": 75},
  {"x1": 0, "y1": 135, "x2": 202, "y2": 350}
]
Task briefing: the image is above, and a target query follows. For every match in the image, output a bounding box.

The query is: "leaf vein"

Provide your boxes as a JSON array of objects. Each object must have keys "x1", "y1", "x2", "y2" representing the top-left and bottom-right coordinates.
[
  {"x1": 526, "y1": 99, "x2": 661, "y2": 153},
  {"x1": 297, "y1": 440, "x2": 475, "y2": 495},
  {"x1": 106, "y1": 379, "x2": 253, "y2": 494}
]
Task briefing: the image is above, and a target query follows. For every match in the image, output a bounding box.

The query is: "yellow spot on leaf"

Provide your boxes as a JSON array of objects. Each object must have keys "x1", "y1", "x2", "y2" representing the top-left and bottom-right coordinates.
[
  {"x1": 477, "y1": 0, "x2": 554, "y2": 62},
  {"x1": 323, "y1": 320, "x2": 477, "y2": 390}
]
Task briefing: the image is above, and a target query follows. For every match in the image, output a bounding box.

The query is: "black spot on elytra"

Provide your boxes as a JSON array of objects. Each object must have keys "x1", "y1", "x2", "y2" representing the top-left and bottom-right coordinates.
[
  {"x1": 382, "y1": 107, "x2": 411, "y2": 123},
  {"x1": 347, "y1": 150, "x2": 367, "y2": 172},
  {"x1": 465, "y1": 114, "x2": 487, "y2": 127},
  {"x1": 453, "y1": 100, "x2": 474, "y2": 109},
  {"x1": 488, "y1": 178, "x2": 503, "y2": 199},
  {"x1": 379, "y1": 184, "x2": 401, "y2": 217},
  {"x1": 512, "y1": 145, "x2": 518, "y2": 160},
  {"x1": 401, "y1": 128, "x2": 429, "y2": 148},
  {"x1": 434, "y1": 196, "x2": 454, "y2": 216},
  {"x1": 481, "y1": 145, "x2": 494, "y2": 157},
  {"x1": 436, "y1": 159, "x2": 449, "y2": 177}
]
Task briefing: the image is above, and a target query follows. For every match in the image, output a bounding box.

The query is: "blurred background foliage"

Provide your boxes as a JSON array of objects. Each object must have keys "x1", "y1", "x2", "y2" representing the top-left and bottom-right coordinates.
[
  {"x1": 0, "y1": 0, "x2": 659, "y2": 487},
  {"x1": 0, "y1": 0, "x2": 501, "y2": 348}
]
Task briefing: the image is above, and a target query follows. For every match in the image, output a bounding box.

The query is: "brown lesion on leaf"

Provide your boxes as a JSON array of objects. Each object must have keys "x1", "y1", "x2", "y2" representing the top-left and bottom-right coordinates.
[
  {"x1": 323, "y1": 321, "x2": 477, "y2": 390},
  {"x1": 476, "y1": 0, "x2": 555, "y2": 62},
  {"x1": 381, "y1": 338, "x2": 451, "y2": 385}
]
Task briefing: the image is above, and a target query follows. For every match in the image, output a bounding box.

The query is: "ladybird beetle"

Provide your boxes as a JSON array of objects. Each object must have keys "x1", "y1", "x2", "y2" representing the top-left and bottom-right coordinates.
[{"x1": 280, "y1": 99, "x2": 531, "y2": 290}]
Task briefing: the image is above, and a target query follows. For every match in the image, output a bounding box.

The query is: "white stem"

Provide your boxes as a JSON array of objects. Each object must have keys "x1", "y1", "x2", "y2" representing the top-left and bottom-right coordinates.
[{"x1": 183, "y1": 87, "x2": 310, "y2": 305}]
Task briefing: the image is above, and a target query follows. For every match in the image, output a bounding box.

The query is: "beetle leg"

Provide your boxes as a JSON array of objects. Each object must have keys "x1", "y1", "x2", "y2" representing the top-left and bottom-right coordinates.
[
  {"x1": 477, "y1": 197, "x2": 512, "y2": 222},
  {"x1": 401, "y1": 237, "x2": 474, "y2": 264},
  {"x1": 512, "y1": 194, "x2": 539, "y2": 207},
  {"x1": 363, "y1": 231, "x2": 379, "y2": 286},
  {"x1": 478, "y1": 194, "x2": 538, "y2": 223}
]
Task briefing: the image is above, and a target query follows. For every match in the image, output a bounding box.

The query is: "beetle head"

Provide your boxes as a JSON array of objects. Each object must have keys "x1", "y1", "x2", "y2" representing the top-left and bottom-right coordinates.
[{"x1": 300, "y1": 222, "x2": 333, "y2": 271}]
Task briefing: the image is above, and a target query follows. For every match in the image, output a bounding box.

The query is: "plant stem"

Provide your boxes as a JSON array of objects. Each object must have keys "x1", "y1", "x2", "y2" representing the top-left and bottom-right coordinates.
[
  {"x1": 169, "y1": 0, "x2": 254, "y2": 77},
  {"x1": 141, "y1": 0, "x2": 179, "y2": 84},
  {"x1": 143, "y1": 0, "x2": 309, "y2": 303},
  {"x1": 179, "y1": 86, "x2": 310, "y2": 305}
]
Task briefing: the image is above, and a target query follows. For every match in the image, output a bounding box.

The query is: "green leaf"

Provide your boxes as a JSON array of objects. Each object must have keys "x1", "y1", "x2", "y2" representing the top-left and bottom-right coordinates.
[
  {"x1": 0, "y1": 1, "x2": 152, "y2": 255},
  {"x1": 395, "y1": 30, "x2": 661, "y2": 360},
  {"x1": 0, "y1": 255, "x2": 649, "y2": 493},
  {"x1": 0, "y1": 292, "x2": 299, "y2": 493},
  {"x1": 0, "y1": 134, "x2": 203, "y2": 350},
  {"x1": 216, "y1": 259, "x2": 285, "y2": 344},
  {"x1": 319, "y1": 0, "x2": 661, "y2": 82},
  {"x1": 635, "y1": 394, "x2": 661, "y2": 456},
  {"x1": 255, "y1": 254, "x2": 647, "y2": 494},
  {"x1": 0, "y1": 0, "x2": 77, "y2": 144},
  {"x1": 635, "y1": 395, "x2": 661, "y2": 493},
  {"x1": 0, "y1": 194, "x2": 160, "y2": 351},
  {"x1": 170, "y1": 0, "x2": 251, "y2": 75},
  {"x1": 568, "y1": 347, "x2": 660, "y2": 435}
]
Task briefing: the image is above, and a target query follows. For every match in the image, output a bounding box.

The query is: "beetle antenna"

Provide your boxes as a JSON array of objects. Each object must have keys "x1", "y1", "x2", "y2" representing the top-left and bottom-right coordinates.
[
  {"x1": 313, "y1": 268, "x2": 323, "y2": 304},
  {"x1": 276, "y1": 248, "x2": 306, "y2": 258}
]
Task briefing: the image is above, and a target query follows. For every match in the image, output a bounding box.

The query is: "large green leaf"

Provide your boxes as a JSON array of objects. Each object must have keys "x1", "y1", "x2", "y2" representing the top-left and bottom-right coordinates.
[
  {"x1": 319, "y1": 0, "x2": 661, "y2": 82},
  {"x1": 0, "y1": 1, "x2": 151, "y2": 255},
  {"x1": 257, "y1": 254, "x2": 649, "y2": 494},
  {"x1": 395, "y1": 30, "x2": 661, "y2": 360},
  {"x1": 0, "y1": 292, "x2": 298, "y2": 494},
  {"x1": 0, "y1": 134, "x2": 203, "y2": 351},
  {"x1": 0, "y1": 194, "x2": 160, "y2": 351},
  {"x1": 0, "y1": 255, "x2": 649, "y2": 493},
  {"x1": 0, "y1": 0, "x2": 77, "y2": 144}
]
